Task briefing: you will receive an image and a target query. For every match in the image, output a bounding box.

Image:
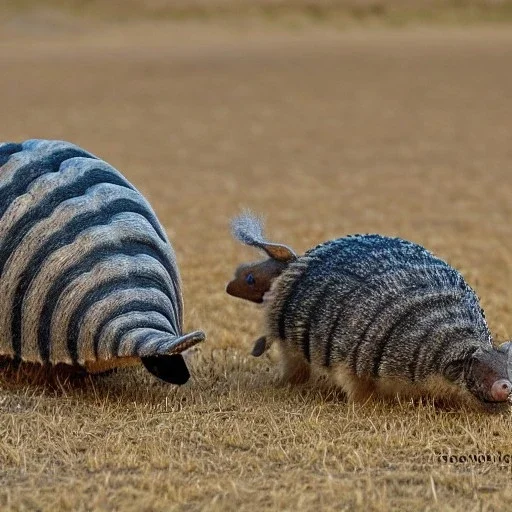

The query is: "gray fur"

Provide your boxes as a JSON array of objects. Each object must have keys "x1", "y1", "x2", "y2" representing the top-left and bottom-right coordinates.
[{"x1": 230, "y1": 215, "x2": 512, "y2": 407}]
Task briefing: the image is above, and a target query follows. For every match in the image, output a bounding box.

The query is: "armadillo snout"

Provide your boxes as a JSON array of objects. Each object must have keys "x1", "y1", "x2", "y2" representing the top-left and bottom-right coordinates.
[{"x1": 491, "y1": 379, "x2": 512, "y2": 402}]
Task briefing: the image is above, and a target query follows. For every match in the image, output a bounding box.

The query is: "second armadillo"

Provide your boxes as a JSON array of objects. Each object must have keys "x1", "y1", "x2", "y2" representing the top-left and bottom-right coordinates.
[{"x1": 227, "y1": 212, "x2": 512, "y2": 408}]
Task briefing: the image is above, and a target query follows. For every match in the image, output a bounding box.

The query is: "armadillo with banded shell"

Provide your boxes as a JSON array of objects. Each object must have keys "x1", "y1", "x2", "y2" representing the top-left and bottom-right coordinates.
[
  {"x1": 0, "y1": 139, "x2": 205, "y2": 384},
  {"x1": 227, "y1": 211, "x2": 512, "y2": 408}
]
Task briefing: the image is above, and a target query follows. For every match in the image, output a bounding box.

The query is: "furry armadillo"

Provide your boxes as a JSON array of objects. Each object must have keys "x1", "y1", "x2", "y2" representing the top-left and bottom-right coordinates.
[
  {"x1": 0, "y1": 139, "x2": 205, "y2": 384},
  {"x1": 227, "y1": 211, "x2": 512, "y2": 408}
]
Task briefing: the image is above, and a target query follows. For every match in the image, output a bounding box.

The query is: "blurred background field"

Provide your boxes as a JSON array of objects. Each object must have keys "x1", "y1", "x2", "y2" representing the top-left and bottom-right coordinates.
[
  {"x1": 3, "y1": 0, "x2": 512, "y2": 29},
  {"x1": 2, "y1": 2, "x2": 512, "y2": 511}
]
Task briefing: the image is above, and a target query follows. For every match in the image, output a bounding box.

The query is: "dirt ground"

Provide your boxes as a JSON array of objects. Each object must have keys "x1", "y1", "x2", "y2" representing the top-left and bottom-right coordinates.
[{"x1": 2, "y1": 17, "x2": 512, "y2": 511}]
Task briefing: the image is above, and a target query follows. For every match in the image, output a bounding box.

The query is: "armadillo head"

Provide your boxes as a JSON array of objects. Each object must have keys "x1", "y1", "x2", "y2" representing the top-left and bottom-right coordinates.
[
  {"x1": 463, "y1": 343, "x2": 512, "y2": 404},
  {"x1": 226, "y1": 258, "x2": 288, "y2": 304}
]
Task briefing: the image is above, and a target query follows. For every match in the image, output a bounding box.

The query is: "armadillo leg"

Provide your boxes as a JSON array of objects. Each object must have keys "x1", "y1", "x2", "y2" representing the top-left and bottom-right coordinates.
[
  {"x1": 331, "y1": 363, "x2": 376, "y2": 402},
  {"x1": 278, "y1": 345, "x2": 311, "y2": 385}
]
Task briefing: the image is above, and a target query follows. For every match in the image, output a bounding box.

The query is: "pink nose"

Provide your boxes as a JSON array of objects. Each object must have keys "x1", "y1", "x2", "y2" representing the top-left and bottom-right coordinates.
[{"x1": 491, "y1": 379, "x2": 512, "y2": 402}]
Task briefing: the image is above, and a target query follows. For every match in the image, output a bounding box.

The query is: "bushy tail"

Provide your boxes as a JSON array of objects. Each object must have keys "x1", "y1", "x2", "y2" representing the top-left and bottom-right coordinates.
[
  {"x1": 231, "y1": 210, "x2": 297, "y2": 263},
  {"x1": 231, "y1": 209, "x2": 267, "y2": 247}
]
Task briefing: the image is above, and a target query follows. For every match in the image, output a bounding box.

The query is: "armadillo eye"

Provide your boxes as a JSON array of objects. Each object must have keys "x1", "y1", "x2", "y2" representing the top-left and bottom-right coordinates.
[{"x1": 246, "y1": 274, "x2": 256, "y2": 286}]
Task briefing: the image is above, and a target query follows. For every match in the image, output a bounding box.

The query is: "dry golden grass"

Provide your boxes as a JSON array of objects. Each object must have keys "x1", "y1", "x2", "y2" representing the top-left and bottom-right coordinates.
[{"x1": 2, "y1": 19, "x2": 512, "y2": 511}]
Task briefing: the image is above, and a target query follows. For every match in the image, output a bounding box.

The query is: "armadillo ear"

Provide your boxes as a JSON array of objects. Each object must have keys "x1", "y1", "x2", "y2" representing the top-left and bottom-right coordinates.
[
  {"x1": 499, "y1": 341, "x2": 512, "y2": 353},
  {"x1": 502, "y1": 342, "x2": 512, "y2": 378},
  {"x1": 260, "y1": 242, "x2": 297, "y2": 263}
]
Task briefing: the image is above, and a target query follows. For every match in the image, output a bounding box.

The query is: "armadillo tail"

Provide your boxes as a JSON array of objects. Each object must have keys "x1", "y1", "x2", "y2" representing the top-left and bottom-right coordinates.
[{"x1": 135, "y1": 330, "x2": 205, "y2": 385}]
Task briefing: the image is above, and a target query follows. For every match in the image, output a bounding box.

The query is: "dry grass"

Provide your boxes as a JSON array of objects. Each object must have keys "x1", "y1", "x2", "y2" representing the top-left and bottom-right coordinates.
[{"x1": 2, "y1": 19, "x2": 512, "y2": 511}]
